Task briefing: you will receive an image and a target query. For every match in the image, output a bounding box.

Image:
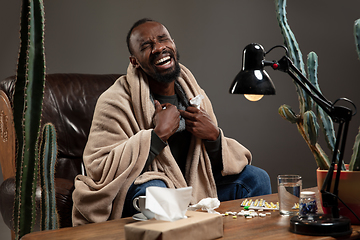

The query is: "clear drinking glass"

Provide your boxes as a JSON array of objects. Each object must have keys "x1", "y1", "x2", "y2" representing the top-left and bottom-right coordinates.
[{"x1": 277, "y1": 175, "x2": 302, "y2": 215}]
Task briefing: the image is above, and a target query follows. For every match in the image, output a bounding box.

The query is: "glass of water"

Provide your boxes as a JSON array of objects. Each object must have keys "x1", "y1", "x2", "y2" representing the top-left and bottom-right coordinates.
[{"x1": 277, "y1": 175, "x2": 302, "y2": 215}]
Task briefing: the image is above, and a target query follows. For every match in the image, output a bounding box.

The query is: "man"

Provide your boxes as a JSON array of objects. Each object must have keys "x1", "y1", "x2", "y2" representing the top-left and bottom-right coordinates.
[{"x1": 72, "y1": 18, "x2": 271, "y2": 226}]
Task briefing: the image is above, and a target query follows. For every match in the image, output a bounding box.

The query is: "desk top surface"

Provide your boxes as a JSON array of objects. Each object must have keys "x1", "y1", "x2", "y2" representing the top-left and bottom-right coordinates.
[{"x1": 22, "y1": 187, "x2": 360, "y2": 240}]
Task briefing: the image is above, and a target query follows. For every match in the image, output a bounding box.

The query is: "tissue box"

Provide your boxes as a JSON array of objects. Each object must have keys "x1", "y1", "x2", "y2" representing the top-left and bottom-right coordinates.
[{"x1": 124, "y1": 211, "x2": 223, "y2": 240}]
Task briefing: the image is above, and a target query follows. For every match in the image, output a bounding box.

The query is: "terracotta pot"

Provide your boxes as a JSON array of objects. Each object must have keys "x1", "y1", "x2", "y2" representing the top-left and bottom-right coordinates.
[{"x1": 317, "y1": 165, "x2": 360, "y2": 225}]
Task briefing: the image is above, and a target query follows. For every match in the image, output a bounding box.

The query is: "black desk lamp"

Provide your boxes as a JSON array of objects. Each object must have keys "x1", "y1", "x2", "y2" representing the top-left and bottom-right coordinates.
[{"x1": 230, "y1": 43, "x2": 357, "y2": 236}]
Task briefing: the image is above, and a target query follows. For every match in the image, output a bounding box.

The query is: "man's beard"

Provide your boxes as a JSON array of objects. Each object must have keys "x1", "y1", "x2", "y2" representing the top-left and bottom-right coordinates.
[
  {"x1": 150, "y1": 50, "x2": 181, "y2": 84},
  {"x1": 153, "y1": 60, "x2": 180, "y2": 83}
]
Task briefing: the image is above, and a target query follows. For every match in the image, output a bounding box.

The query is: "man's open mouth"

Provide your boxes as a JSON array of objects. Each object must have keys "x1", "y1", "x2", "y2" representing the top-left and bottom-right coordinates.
[{"x1": 155, "y1": 56, "x2": 171, "y2": 66}]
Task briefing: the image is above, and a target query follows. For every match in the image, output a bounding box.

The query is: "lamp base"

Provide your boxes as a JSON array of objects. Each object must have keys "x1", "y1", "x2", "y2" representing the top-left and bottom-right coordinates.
[{"x1": 290, "y1": 214, "x2": 352, "y2": 236}]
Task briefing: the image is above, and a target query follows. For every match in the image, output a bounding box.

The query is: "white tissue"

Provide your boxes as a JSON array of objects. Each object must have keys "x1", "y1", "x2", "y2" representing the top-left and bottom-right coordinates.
[
  {"x1": 145, "y1": 186, "x2": 193, "y2": 221},
  {"x1": 190, "y1": 94, "x2": 204, "y2": 109},
  {"x1": 188, "y1": 197, "x2": 221, "y2": 214}
]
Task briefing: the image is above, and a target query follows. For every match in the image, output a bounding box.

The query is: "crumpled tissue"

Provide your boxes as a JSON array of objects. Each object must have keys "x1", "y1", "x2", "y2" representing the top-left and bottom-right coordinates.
[
  {"x1": 187, "y1": 197, "x2": 221, "y2": 214},
  {"x1": 189, "y1": 94, "x2": 204, "y2": 109},
  {"x1": 145, "y1": 186, "x2": 193, "y2": 221}
]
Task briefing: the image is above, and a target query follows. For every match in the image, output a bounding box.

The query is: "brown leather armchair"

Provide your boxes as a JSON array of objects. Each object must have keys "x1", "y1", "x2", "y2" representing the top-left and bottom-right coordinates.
[{"x1": 0, "y1": 73, "x2": 121, "y2": 234}]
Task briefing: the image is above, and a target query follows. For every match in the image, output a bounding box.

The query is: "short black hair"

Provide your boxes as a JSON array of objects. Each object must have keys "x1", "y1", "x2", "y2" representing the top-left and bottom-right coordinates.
[{"x1": 126, "y1": 18, "x2": 156, "y2": 55}]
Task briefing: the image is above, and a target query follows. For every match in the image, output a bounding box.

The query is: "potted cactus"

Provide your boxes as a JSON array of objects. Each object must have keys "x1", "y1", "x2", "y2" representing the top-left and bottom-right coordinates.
[
  {"x1": 13, "y1": 0, "x2": 59, "y2": 239},
  {"x1": 275, "y1": 0, "x2": 360, "y2": 224}
]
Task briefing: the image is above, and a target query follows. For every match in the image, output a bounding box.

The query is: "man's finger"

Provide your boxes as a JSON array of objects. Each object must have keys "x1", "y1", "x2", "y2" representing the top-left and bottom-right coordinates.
[
  {"x1": 154, "y1": 100, "x2": 162, "y2": 113},
  {"x1": 186, "y1": 106, "x2": 200, "y2": 113},
  {"x1": 179, "y1": 109, "x2": 191, "y2": 118}
]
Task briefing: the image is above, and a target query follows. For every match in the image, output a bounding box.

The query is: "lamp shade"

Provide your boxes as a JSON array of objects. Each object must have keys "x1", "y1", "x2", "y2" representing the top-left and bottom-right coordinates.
[{"x1": 229, "y1": 43, "x2": 276, "y2": 95}]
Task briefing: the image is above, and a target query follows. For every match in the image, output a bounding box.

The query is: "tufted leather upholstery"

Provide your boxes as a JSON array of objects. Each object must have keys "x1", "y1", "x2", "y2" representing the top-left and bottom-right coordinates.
[{"x1": 0, "y1": 73, "x2": 121, "y2": 230}]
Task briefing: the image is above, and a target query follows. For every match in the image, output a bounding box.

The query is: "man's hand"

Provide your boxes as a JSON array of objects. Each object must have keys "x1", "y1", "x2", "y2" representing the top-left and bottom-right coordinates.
[
  {"x1": 179, "y1": 106, "x2": 219, "y2": 141},
  {"x1": 153, "y1": 100, "x2": 180, "y2": 142}
]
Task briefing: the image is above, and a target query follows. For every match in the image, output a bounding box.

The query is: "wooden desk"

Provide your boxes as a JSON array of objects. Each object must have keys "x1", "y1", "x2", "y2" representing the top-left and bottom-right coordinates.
[{"x1": 22, "y1": 188, "x2": 360, "y2": 240}]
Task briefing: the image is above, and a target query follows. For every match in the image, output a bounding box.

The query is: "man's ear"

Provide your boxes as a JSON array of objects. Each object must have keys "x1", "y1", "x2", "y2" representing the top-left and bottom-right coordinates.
[{"x1": 129, "y1": 56, "x2": 139, "y2": 68}]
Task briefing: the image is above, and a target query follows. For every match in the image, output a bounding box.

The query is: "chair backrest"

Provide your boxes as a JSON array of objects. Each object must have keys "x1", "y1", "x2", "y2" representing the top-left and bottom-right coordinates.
[{"x1": 0, "y1": 73, "x2": 121, "y2": 181}]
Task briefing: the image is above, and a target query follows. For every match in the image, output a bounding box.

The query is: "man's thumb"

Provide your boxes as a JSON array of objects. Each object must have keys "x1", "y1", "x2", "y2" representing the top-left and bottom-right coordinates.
[{"x1": 154, "y1": 100, "x2": 162, "y2": 112}]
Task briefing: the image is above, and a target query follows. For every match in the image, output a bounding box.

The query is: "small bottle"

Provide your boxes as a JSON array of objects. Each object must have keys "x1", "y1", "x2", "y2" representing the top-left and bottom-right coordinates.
[{"x1": 299, "y1": 191, "x2": 317, "y2": 216}]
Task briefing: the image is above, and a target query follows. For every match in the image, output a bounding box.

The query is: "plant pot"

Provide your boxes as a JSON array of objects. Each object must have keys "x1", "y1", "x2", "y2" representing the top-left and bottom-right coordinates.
[{"x1": 317, "y1": 165, "x2": 360, "y2": 225}]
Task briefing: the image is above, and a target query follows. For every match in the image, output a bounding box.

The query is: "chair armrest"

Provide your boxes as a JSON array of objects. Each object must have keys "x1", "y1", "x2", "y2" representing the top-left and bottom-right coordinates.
[
  {"x1": 55, "y1": 178, "x2": 75, "y2": 228},
  {"x1": 0, "y1": 177, "x2": 15, "y2": 230},
  {"x1": 0, "y1": 90, "x2": 16, "y2": 180}
]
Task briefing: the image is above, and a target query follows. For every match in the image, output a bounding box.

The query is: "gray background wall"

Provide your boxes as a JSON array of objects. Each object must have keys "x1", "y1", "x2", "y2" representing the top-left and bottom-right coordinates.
[{"x1": 1, "y1": 1, "x2": 360, "y2": 238}]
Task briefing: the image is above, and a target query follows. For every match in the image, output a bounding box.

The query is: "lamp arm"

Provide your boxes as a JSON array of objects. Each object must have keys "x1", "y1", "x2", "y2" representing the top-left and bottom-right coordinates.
[{"x1": 268, "y1": 56, "x2": 334, "y2": 115}]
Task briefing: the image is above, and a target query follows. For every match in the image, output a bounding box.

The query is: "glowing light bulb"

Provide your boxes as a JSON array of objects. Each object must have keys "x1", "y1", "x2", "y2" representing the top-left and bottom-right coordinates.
[{"x1": 244, "y1": 94, "x2": 264, "y2": 102}]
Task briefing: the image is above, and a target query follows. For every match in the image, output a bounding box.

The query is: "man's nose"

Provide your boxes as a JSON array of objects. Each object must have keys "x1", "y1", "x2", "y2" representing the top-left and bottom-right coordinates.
[{"x1": 152, "y1": 41, "x2": 166, "y2": 54}]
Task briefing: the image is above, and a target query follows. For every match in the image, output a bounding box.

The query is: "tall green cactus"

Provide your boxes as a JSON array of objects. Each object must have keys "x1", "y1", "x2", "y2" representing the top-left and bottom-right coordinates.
[
  {"x1": 349, "y1": 19, "x2": 360, "y2": 171},
  {"x1": 275, "y1": 0, "x2": 331, "y2": 170},
  {"x1": 275, "y1": 0, "x2": 311, "y2": 114},
  {"x1": 354, "y1": 19, "x2": 360, "y2": 59},
  {"x1": 13, "y1": 0, "x2": 46, "y2": 238},
  {"x1": 13, "y1": 0, "x2": 58, "y2": 239},
  {"x1": 275, "y1": 0, "x2": 360, "y2": 171},
  {"x1": 40, "y1": 123, "x2": 59, "y2": 230},
  {"x1": 350, "y1": 128, "x2": 360, "y2": 171},
  {"x1": 307, "y1": 52, "x2": 337, "y2": 154}
]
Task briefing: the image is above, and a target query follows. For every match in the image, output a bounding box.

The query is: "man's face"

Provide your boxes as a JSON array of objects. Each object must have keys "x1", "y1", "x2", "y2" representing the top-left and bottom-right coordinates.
[{"x1": 129, "y1": 21, "x2": 180, "y2": 83}]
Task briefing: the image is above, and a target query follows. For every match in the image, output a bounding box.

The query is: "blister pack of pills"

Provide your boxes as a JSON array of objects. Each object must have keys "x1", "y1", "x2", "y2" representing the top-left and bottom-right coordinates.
[{"x1": 240, "y1": 198, "x2": 279, "y2": 210}]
